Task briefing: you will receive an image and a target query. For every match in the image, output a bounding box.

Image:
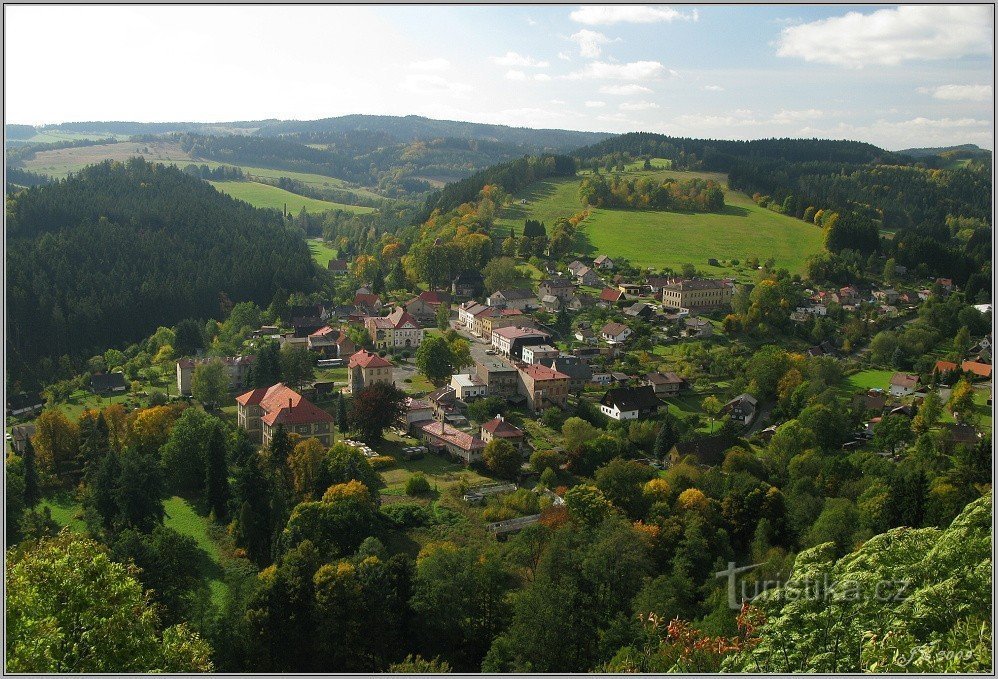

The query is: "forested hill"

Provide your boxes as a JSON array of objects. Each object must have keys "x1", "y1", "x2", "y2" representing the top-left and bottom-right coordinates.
[{"x1": 6, "y1": 158, "x2": 316, "y2": 387}]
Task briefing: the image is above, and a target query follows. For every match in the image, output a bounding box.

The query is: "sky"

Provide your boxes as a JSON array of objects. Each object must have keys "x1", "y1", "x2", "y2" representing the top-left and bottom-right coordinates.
[{"x1": 4, "y1": 4, "x2": 994, "y2": 150}]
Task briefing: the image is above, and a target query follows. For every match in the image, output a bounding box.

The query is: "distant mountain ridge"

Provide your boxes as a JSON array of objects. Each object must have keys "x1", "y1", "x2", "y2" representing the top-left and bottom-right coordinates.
[{"x1": 897, "y1": 143, "x2": 991, "y2": 158}]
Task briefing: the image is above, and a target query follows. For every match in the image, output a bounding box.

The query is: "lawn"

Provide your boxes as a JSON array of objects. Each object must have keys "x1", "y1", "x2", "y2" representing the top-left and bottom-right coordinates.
[
  {"x1": 209, "y1": 180, "x2": 374, "y2": 214},
  {"x1": 844, "y1": 369, "x2": 896, "y2": 393},
  {"x1": 380, "y1": 452, "x2": 494, "y2": 494},
  {"x1": 163, "y1": 496, "x2": 227, "y2": 606},
  {"x1": 494, "y1": 168, "x2": 825, "y2": 277},
  {"x1": 308, "y1": 238, "x2": 339, "y2": 267},
  {"x1": 39, "y1": 493, "x2": 87, "y2": 532}
]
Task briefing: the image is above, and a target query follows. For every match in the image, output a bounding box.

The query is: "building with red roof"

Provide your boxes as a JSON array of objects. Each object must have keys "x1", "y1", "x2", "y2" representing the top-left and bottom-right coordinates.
[
  {"x1": 419, "y1": 420, "x2": 486, "y2": 464},
  {"x1": 347, "y1": 350, "x2": 394, "y2": 394},
  {"x1": 365, "y1": 307, "x2": 424, "y2": 350},
  {"x1": 961, "y1": 361, "x2": 992, "y2": 379},
  {"x1": 480, "y1": 414, "x2": 526, "y2": 450},
  {"x1": 235, "y1": 383, "x2": 333, "y2": 447},
  {"x1": 306, "y1": 325, "x2": 356, "y2": 358},
  {"x1": 517, "y1": 363, "x2": 569, "y2": 412}
]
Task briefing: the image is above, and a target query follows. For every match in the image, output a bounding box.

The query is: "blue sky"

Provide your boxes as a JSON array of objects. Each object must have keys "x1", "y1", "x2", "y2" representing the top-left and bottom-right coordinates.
[{"x1": 4, "y1": 5, "x2": 993, "y2": 149}]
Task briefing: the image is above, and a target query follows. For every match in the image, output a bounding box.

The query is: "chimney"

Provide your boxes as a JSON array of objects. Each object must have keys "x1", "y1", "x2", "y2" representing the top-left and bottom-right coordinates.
[{"x1": 288, "y1": 398, "x2": 293, "y2": 409}]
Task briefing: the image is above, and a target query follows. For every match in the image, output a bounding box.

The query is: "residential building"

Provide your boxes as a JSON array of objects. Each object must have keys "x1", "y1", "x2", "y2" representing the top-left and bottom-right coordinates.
[
  {"x1": 721, "y1": 393, "x2": 758, "y2": 425},
  {"x1": 598, "y1": 287, "x2": 624, "y2": 306},
  {"x1": 625, "y1": 302, "x2": 655, "y2": 319},
  {"x1": 426, "y1": 386, "x2": 464, "y2": 424},
  {"x1": 480, "y1": 308, "x2": 531, "y2": 339},
  {"x1": 487, "y1": 288, "x2": 536, "y2": 311},
  {"x1": 517, "y1": 363, "x2": 570, "y2": 412},
  {"x1": 575, "y1": 327, "x2": 596, "y2": 344},
  {"x1": 452, "y1": 269, "x2": 485, "y2": 298},
  {"x1": 934, "y1": 360, "x2": 959, "y2": 375},
  {"x1": 599, "y1": 385, "x2": 661, "y2": 420},
  {"x1": 889, "y1": 372, "x2": 920, "y2": 397},
  {"x1": 936, "y1": 277, "x2": 954, "y2": 291},
  {"x1": 567, "y1": 260, "x2": 587, "y2": 276},
  {"x1": 961, "y1": 361, "x2": 993, "y2": 379},
  {"x1": 365, "y1": 307, "x2": 424, "y2": 350},
  {"x1": 475, "y1": 359, "x2": 520, "y2": 399},
  {"x1": 600, "y1": 322, "x2": 633, "y2": 344},
  {"x1": 327, "y1": 258, "x2": 348, "y2": 273},
  {"x1": 661, "y1": 278, "x2": 733, "y2": 310},
  {"x1": 176, "y1": 355, "x2": 255, "y2": 396},
  {"x1": 668, "y1": 435, "x2": 732, "y2": 467},
  {"x1": 235, "y1": 383, "x2": 333, "y2": 447},
  {"x1": 6, "y1": 393, "x2": 44, "y2": 418},
  {"x1": 590, "y1": 373, "x2": 613, "y2": 386},
  {"x1": 405, "y1": 290, "x2": 449, "y2": 324},
  {"x1": 684, "y1": 317, "x2": 713, "y2": 338},
  {"x1": 593, "y1": 254, "x2": 615, "y2": 270},
  {"x1": 400, "y1": 397, "x2": 434, "y2": 434},
  {"x1": 538, "y1": 278, "x2": 576, "y2": 301},
  {"x1": 419, "y1": 420, "x2": 485, "y2": 464},
  {"x1": 451, "y1": 374, "x2": 488, "y2": 401},
  {"x1": 645, "y1": 371, "x2": 685, "y2": 395},
  {"x1": 347, "y1": 350, "x2": 394, "y2": 394},
  {"x1": 617, "y1": 283, "x2": 643, "y2": 297},
  {"x1": 307, "y1": 326, "x2": 356, "y2": 358},
  {"x1": 574, "y1": 265, "x2": 601, "y2": 287},
  {"x1": 10, "y1": 423, "x2": 35, "y2": 456},
  {"x1": 853, "y1": 389, "x2": 887, "y2": 413},
  {"x1": 353, "y1": 292, "x2": 382, "y2": 315},
  {"x1": 521, "y1": 344, "x2": 561, "y2": 365},
  {"x1": 645, "y1": 276, "x2": 679, "y2": 293},
  {"x1": 492, "y1": 326, "x2": 551, "y2": 360},
  {"x1": 458, "y1": 301, "x2": 488, "y2": 329},
  {"x1": 480, "y1": 414, "x2": 526, "y2": 450},
  {"x1": 546, "y1": 355, "x2": 592, "y2": 394},
  {"x1": 90, "y1": 372, "x2": 128, "y2": 395}
]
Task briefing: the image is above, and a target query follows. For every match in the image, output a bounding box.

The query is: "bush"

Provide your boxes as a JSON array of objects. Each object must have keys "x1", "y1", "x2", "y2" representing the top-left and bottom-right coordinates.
[
  {"x1": 380, "y1": 502, "x2": 432, "y2": 528},
  {"x1": 404, "y1": 473, "x2": 432, "y2": 496},
  {"x1": 368, "y1": 455, "x2": 396, "y2": 470}
]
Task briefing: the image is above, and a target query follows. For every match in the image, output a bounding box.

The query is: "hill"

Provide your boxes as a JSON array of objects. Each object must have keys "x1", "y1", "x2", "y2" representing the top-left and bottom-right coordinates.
[
  {"x1": 897, "y1": 143, "x2": 990, "y2": 158},
  {"x1": 6, "y1": 158, "x2": 316, "y2": 387}
]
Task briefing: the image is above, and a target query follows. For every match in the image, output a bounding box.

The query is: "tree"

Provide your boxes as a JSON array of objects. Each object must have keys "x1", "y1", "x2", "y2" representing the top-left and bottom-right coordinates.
[
  {"x1": 873, "y1": 414, "x2": 913, "y2": 455},
  {"x1": 268, "y1": 423, "x2": 293, "y2": 471},
  {"x1": 415, "y1": 335, "x2": 457, "y2": 387},
  {"x1": 912, "y1": 390, "x2": 942, "y2": 433},
  {"x1": 948, "y1": 378, "x2": 976, "y2": 423},
  {"x1": 483, "y1": 257, "x2": 529, "y2": 293},
  {"x1": 279, "y1": 344, "x2": 315, "y2": 390},
  {"x1": 6, "y1": 453, "x2": 26, "y2": 542},
  {"x1": 191, "y1": 359, "x2": 228, "y2": 409},
  {"x1": 232, "y1": 455, "x2": 273, "y2": 566},
  {"x1": 31, "y1": 408, "x2": 79, "y2": 480},
  {"x1": 882, "y1": 257, "x2": 897, "y2": 283},
  {"x1": 447, "y1": 333, "x2": 472, "y2": 373},
  {"x1": 159, "y1": 407, "x2": 216, "y2": 496},
  {"x1": 595, "y1": 457, "x2": 656, "y2": 518},
  {"x1": 115, "y1": 450, "x2": 166, "y2": 532},
  {"x1": 564, "y1": 484, "x2": 614, "y2": 526},
  {"x1": 467, "y1": 396, "x2": 508, "y2": 424},
  {"x1": 436, "y1": 302, "x2": 451, "y2": 331},
  {"x1": 349, "y1": 382, "x2": 407, "y2": 443},
  {"x1": 280, "y1": 481, "x2": 379, "y2": 559},
  {"x1": 252, "y1": 341, "x2": 282, "y2": 387},
  {"x1": 390, "y1": 655, "x2": 452, "y2": 673},
  {"x1": 561, "y1": 417, "x2": 598, "y2": 456},
  {"x1": 173, "y1": 318, "x2": 205, "y2": 356},
  {"x1": 482, "y1": 439, "x2": 521, "y2": 480},
  {"x1": 653, "y1": 411, "x2": 680, "y2": 459},
  {"x1": 953, "y1": 326, "x2": 971, "y2": 359},
  {"x1": 288, "y1": 438, "x2": 326, "y2": 501},
  {"x1": 204, "y1": 424, "x2": 230, "y2": 521},
  {"x1": 337, "y1": 392, "x2": 349, "y2": 433},
  {"x1": 6, "y1": 531, "x2": 213, "y2": 672},
  {"x1": 22, "y1": 437, "x2": 41, "y2": 508},
  {"x1": 405, "y1": 473, "x2": 432, "y2": 496},
  {"x1": 701, "y1": 396, "x2": 722, "y2": 434}
]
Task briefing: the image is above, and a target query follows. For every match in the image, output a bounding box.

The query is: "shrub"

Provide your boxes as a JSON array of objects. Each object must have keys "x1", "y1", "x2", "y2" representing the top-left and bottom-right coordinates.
[
  {"x1": 405, "y1": 473, "x2": 432, "y2": 496},
  {"x1": 380, "y1": 502, "x2": 432, "y2": 528},
  {"x1": 369, "y1": 455, "x2": 396, "y2": 470}
]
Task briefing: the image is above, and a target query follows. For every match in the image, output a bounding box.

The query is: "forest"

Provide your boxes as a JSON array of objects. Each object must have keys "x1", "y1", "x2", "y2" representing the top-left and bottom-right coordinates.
[
  {"x1": 579, "y1": 173, "x2": 725, "y2": 212},
  {"x1": 5, "y1": 158, "x2": 316, "y2": 390}
]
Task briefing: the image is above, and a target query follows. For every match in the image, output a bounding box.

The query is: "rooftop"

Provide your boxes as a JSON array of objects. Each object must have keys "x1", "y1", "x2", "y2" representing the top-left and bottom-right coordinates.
[
  {"x1": 493, "y1": 326, "x2": 550, "y2": 340},
  {"x1": 663, "y1": 278, "x2": 730, "y2": 291},
  {"x1": 420, "y1": 420, "x2": 485, "y2": 451},
  {"x1": 519, "y1": 363, "x2": 569, "y2": 381},
  {"x1": 601, "y1": 385, "x2": 661, "y2": 411},
  {"x1": 348, "y1": 350, "x2": 394, "y2": 369}
]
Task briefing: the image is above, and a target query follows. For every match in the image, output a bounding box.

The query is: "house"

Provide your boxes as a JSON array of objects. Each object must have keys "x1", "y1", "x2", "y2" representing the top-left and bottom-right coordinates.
[
  {"x1": 235, "y1": 383, "x2": 333, "y2": 447},
  {"x1": 889, "y1": 372, "x2": 920, "y2": 397},
  {"x1": 936, "y1": 278, "x2": 954, "y2": 291},
  {"x1": 426, "y1": 386, "x2": 465, "y2": 424},
  {"x1": 644, "y1": 371, "x2": 685, "y2": 395},
  {"x1": 6, "y1": 393, "x2": 43, "y2": 418},
  {"x1": 872, "y1": 289, "x2": 899, "y2": 304},
  {"x1": 538, "y1": 278, "x2": 576, "y2": 301},
  {"x1": 487, "y1": 288, "x2": 535, "y2": 311},
  {"x1": 721, "y1": 393, "x2": 758, "y2": 425},
  {"x1": 400, "y1": 397, "x2": 434, "y2": 434},
  {"x1": 624, "y1": 302, "x2": 655, "y2": 320},
  {"x1": 599, "y1": 385, "x2": 661, "y2": 420},
  {"x1": 347, "y1": 350, "x2": 394, "y2": 394},
  {"x1": 617, "y1": 283, "x2": 643, "y2": 297},
  {"x1": 353, "y1": 292, "x2": 382, "y2": 315},
  {"x1": 574, "y1": 265, "x2": 601, "y2": 287},
  {"x1": 934, "y1": 360, "x2": 959, "y2": 376},
  {"x1": 420, "y1": 420, "x2": 486, "y2": 464},
  {"x1": 176, "y1": 355, "x2": 256, "y2": 396},
  {"x1": 645, "y1": 276, "x2": 679, "y2": 293},
  {"x1": 661, "y1": 279, "x2": 733, "y2": 310},
  {"x1": 790, "y1": 311, "x2": 810, "y2": 324},
  {"x1": 90, "y1": 372, "x2": 128, "y2": 395},
  {"x1": 480, "y1": 415, "x2": 526, "y2": 451},
  {"x1": 853, "y1": 389, "x2": 887, "y2": 413},
  {"x1": 521, "y1": 344, "x2": 561, "y2": 365},
  {"x1": 545, "y1": 355, "x2": 592, "y2": 394},
  {"x1": 458, "y1": 301, "x2": 488, "y2": 329},
  {"x1": 961, "y1": 361, "x2": 992, "y2": 379},
  {"x1": 307, "y1": 326, "x2": 356, "y2": 358},
  {"x1": 253, "y1": 325, "x2": 281, "y2": 338},
  {"x1": 567, "y1": 260, "x2": 587, "y2": 276},
  {"x1": 451, "y1": 374, "x2": 488, "y2": 401},
  {"x1": 475, "y1": 359, "x2": 520, "y2": 399},
  {"x1": 517, "y1": 363, "x2": 570, "y2": 412},
  {"x1": 365, "y1": 307, "x2": 424, "y2": 350},
  {"x1": 327, "y1": 258, "x2": 349, "y2": 273},
  {"x1": 593, "y1": 254, "x2": 615, "y2": 270},
  {"x1": 945, "y1": 423, "x2": 981, "y2": 445},
  {"x1": 492, "y1": 326, "x2": 551, "y2": 360},
  {"x1": 540, "y1": 294, "x2": 561, "y2": 312},
  {"x1": 470, "y1": 305, "x2": 501, "y2": 338},
  {"x1": 668, "y1": 435, "x2": 732, "y2": 468},
  {"x1": 600, "y1": 322, "x2": 632, "y2": 344},
  {"x1": 575, "y1": 327, "x2": 596, "y2": 344},
  {"x1": 590, "y1": 373, "x2": 613, "y2": 386},
  {"x1": 611, "y1": 372, "x2": 632, "y2": 385},
  {"x1": 9, "y1": 423, "x2": 35, "y2": 456},
  {"x1": 405, "y1": 290, "x2": 449, "y2": 324},
  {"x1": 683, "y1": 317, "x2": 713, "y2": 338},
  {"x1": 598, "y1": 287, "x2": 625, "y2": 306},
  {"x1": 839, "y1": 285, "x2": 861, "y2": 304},
  {"x1": 452, "y1": 270, "x2": 485, "y2": 298},
  {"x1": 480, "y1": 308, "x2": 531, "y2": 339}
]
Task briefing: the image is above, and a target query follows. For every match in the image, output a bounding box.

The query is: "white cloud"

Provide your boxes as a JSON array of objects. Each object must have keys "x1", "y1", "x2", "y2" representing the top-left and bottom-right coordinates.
[
  {"x1": 408, "y1": 57, "x2": 450, "y2": 71},
  {"x1": 585, "y1": 100, "x2": 607, "y2": 108},
  {"x1": 619, "y1": 101, "x2": 659, "y2": 111},
  {"x1": 526, "y1": 16, "x2": 537, "y2": 26},
  {"x1": 534, "y1": 73, "x2": 552, "y2": 82},
  {"x1": 558, "y1": 51, "x2": 572, "y2": 61},
  {"x1": 569, "y1": 29, "x2": 616, "y2": 58},
  {"x1": 599, "y1": 84, "x2": 652, "y2": 96},
  {"x1": 777, "y1": 6, "x2": 994, "y2": 68},
  {"x1": 493, "y1": 51, "x2": 549, "y2": 68},
  {"x1": 771, "y1": 108, "x2": 824, "y2": 123},
  {"x1": 550, "y1": 99, "x2": 567, "y2": 105},
  {"x1": 566, "y1": 60, "x2": 667, "y2": 81},
  {"x1": 505, "y1": 70, "x2": 527, "y2": 81},
  {"x1": 570, "y1": 6, "x2": 698, "y2": 25},
  {"x1": 702, "y1": 84, "x2": 724, "y2": 92},
  {"x1": 918, "y1": 84, "x2": 993, "y2": 102},
  {"x1": 400, "y1": 73, "x2": 473, "y2": 97}
]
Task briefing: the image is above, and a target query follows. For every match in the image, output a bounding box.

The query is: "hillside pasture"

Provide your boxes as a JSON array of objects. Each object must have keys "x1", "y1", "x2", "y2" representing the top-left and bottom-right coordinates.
[
  {"x1": 209, "y1": 180, "x2": 375, "y2": 214},
  {"x1": 308, "y1": 238, "x2": 340, "y2": 267}
]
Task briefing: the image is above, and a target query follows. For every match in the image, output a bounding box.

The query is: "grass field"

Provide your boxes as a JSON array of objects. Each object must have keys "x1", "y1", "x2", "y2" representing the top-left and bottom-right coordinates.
[
  {"x1": 844, "y1": 369, "x2": 896, "y2": 392},
  {"x1": 163, "y1": 497, "x2": 227, "y2": 606},
  {"x1": 308, "y1": 238, "x2": 340, "y2": 266},
  {"x1": 209, "y1": 180, "x2": 374, "y2": 214},
  {"x1": 380, "y1": 452, "x2": 493, "y2": 493},
  {"x1": 495, "y1": 167, "x2": 825, "y2": 277},
  {"x1": 39, "y1": 493, "x2": 87, "y2": 532}
]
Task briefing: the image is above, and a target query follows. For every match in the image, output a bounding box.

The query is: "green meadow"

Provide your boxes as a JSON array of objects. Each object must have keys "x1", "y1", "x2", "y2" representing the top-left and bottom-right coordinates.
[
  {"x1": 495, "y1": 167, "x2": 825, "y2": 277},
  {"x1": 209, "y1": 180, "x2": 375, "y2": 214},
  {"x1": 308, "y1": 238, "x2": 340, "y2": 266}
]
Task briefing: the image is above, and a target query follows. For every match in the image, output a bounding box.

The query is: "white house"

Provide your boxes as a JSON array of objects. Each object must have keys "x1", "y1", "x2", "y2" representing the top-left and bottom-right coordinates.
[
  {"x1": 889, "y1": 372, "x2": 920, "y2": 397},
  {"x1": 599, "y1": 386, "x2": 660, "y2": 420},
  {"x1": 600, "y1": 322, "x2": 632, "y2": 344},
  {"x1": 450, "y1": 374, "x2": 488, "y2": 401}
]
